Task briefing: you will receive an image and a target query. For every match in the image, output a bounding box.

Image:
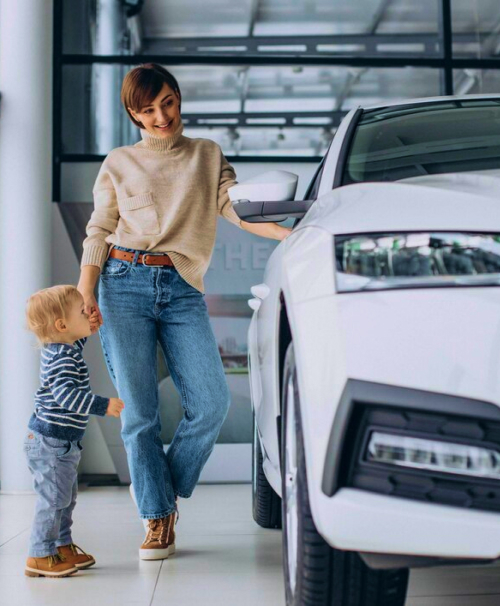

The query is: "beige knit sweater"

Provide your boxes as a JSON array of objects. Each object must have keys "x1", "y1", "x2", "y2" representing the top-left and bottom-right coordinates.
[{"x1": 81, "y1": 122, "x2": 242, "y2": 293}]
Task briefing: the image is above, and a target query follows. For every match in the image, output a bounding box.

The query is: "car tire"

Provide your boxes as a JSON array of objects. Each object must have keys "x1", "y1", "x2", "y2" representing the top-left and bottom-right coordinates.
[
  {"x1": 281, "y1": 342, "x2": 409, "y2": 606},
  {"x1": 252, "y1": 413, "x2": 282, "y2": 529}
]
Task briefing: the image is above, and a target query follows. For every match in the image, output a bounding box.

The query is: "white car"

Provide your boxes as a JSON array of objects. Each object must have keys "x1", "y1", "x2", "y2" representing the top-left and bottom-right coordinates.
[{"x1": 231, "y1": 95, "x2": 500, "y2": 606}]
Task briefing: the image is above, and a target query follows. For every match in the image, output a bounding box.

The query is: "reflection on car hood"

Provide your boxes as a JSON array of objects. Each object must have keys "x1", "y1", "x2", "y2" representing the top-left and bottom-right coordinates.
[
  {"x1": 303, "y1": 170, "x2": 500, "y2": 236},
  {"x1": 335, "y1": 287, "x2": 500, "y2": 406},
  {"x1": 399, "y1": 169, "x2": 500, "y2": 198}
]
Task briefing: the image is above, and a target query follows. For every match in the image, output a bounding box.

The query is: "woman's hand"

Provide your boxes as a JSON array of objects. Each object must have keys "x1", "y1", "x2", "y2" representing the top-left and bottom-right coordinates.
[
  {"x1": 241, "y1": 221, "x2": 293, "y2": 241},
  {"x1": 78, "y1": 265, "x2": 103, "y2": 332}
]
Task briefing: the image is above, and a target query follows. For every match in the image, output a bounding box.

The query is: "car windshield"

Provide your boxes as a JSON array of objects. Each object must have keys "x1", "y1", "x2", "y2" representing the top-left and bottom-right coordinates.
[
  {"x1": 335, "y1": 232, "x2": 500, "y2": 293},
  {"x1": 342, "y1": 100, "x2": 500, "y2": 184}
]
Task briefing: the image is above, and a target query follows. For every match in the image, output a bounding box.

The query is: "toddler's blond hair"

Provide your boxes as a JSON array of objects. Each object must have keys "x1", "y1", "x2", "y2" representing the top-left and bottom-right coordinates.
[{"x1": 26, "y1": 285, "x2": 82, "y2": 346}]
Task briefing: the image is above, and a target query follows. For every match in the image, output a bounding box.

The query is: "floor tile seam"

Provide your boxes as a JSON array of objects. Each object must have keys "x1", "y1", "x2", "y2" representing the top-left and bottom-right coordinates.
[
  {"x1": 149, "y1": 560, "x2": 164, "y2": 606},
  {"x1": 0, "y1": 528, "x2": 29, "y2": 550}
]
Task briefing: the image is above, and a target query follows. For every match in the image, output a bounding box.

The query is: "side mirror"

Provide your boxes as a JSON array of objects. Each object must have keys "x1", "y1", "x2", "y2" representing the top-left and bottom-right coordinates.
[{"x1": 229, "y1": 170, "x2": 314, "y2": 223}]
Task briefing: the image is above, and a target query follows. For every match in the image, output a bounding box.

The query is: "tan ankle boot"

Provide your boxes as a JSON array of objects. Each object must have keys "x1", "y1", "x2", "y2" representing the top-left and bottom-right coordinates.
[
  {"x1": 57, "y1": 543, "x2": 96, "y2": 569},
  {"x1": 25, "y1": 554, "x2": 79, "y2": 578},
  {"x1": 139, "y1": 512, "x2": 176, "y2": 560},
  {"x1": 168, "y1": 509, "x2": 177, "y2": 556}
]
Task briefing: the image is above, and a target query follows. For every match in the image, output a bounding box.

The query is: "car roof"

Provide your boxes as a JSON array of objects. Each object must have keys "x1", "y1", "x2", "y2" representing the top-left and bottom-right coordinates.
[{"x1": 360, "y1": 93, "x2": 500, "y2": 112}]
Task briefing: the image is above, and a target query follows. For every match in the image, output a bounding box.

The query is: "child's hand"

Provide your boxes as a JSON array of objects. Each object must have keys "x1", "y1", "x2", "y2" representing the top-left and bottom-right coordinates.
[
  {"x1": 106, "y1": 398, "x2": 125, "y2": 417},
  {"x1": 89, "y1": 311, "x2": 101, "y2": 334},
  {"x1": 89, "y1": 311, "x2": 102, "y2": 334}
]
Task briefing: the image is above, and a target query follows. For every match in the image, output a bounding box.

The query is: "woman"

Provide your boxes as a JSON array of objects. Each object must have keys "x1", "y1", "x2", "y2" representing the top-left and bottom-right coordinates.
[{"x1": 77, "y1": 63, "x2": 291, "y2": 561}]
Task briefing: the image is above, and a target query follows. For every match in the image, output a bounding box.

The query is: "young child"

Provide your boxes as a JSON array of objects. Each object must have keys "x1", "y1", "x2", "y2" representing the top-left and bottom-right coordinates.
[{"x1": 23, "y1": 285, "x2": 124, "y2": 578}]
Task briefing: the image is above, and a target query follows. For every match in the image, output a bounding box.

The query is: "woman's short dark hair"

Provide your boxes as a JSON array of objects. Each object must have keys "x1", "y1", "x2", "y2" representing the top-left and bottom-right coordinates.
[{"x1": 121, "y1": 63, "x2": 182, "y2": 128}]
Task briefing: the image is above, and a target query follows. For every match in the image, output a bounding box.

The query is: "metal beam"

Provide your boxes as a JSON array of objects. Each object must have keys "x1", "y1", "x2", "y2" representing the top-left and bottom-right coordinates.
[
  {"x1": 140, "y1": 32, "x2": 499, "y2": 58},
  {"x1": 141, "y1": 33, "x2": 443, "y2": 57},
  {"x1": 62, "y1": 53, "x2": 446, "y2": 66},
  {"x1": 367, "y1": 0, "x2": 394, "y2": 35},
  {"x1": 53, "y1": 0, "x2": 63, "y2": 201},
  {"x1": 181, "y1": 110, "x2": 347, "y2": 128},
  {"x1": 440, "y1": 0, "x2": 453, "y2": 95},
  {"x1": 61, "y1": 52, "x2": 500, "y2": 69}
]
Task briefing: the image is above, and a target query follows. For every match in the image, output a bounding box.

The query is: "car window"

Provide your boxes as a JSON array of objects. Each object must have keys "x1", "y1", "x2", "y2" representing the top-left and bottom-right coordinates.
[{"x1": 342, "y1": 99, "x2": 500, "y2": 185}]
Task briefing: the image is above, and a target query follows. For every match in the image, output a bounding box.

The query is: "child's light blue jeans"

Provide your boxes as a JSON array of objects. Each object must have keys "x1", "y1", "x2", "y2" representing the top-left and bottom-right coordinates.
[
  {"x1": 23, "y1": 431, "x2": 82, "y2": 557},
  {"x1": 97, "y1": 246, "x2": 230, "y2": 520}
]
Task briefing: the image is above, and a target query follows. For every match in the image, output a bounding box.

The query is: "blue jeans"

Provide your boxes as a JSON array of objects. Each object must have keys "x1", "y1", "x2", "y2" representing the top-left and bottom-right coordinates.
[
  {"x1": 23, "y1": 431, "x2": 82, "y2": 557},
  {"x1": 98, "y1": 246, "x2": 230, "y2": 520}
]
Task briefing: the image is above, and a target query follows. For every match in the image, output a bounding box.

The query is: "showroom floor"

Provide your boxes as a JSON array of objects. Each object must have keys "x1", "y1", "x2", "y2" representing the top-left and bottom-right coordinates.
[{"x1": 0, "y1": 484, "x2": 499, "y2": 606}]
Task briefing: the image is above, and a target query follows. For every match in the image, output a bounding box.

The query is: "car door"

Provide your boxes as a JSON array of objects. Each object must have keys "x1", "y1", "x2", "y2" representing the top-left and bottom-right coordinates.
[{"x1": 250, "y1": 108, "x2": 362, "y2": 478}]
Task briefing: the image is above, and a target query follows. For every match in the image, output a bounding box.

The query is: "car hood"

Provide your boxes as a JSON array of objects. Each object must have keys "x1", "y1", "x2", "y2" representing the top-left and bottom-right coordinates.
[
  {"x1": 302, "y1": 171, "x2": 500, "y2": 235},
  {"x1": 335, "y1": 286, "x2": 500, "y2": 406}
]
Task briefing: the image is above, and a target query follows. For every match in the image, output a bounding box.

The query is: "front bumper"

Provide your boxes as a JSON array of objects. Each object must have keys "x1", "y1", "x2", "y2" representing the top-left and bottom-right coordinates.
[
  {"x1": 316, "y1": 380, "x2": 500, "y2": 559},
  {"x1": 316, "y1": 487, "x2": 500, "y2": 560}
]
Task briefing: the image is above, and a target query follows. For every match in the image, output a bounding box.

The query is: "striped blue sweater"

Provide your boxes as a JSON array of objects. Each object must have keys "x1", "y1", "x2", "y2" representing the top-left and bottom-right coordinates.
[{"x1": 28, "y1": 337, "x2": 109, "y2": 441}]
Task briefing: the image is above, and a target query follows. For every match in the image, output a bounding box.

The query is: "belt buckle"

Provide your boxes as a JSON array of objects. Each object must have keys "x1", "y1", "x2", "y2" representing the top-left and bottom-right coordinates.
[{"x1": 142, "y1": 252, "x2": 167, "y2": 266}]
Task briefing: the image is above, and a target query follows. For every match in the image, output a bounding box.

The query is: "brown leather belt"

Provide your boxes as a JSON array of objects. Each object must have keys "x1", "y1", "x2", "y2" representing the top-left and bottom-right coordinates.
[{"x1": 109, "y1": 247, "x2": 174, "y2": 266}]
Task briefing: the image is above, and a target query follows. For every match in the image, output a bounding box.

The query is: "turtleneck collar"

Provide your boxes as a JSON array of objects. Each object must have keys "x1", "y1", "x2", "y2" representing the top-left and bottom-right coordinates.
[{"x1": 139, "y1": 120, "x2": 185, "y2": 152}]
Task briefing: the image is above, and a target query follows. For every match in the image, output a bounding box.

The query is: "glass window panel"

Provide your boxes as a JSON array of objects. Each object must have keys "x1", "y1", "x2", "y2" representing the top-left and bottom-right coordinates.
[
  {"x1": 374, "y1": 0, "x2": 439, "y2": 34},
  {"x1": 62, "y1": 65, "x2": 440, "y2": 156},
  {"x1": 453, "y1": 69, "x2": 500, "y2": 95},
  {"x1": 62, "y1": 0, "x2": 93, "y2": 54},
  {"x1": 141, "y1": 0, "x2": 255, "y2": 38},
  {"x1": 62, "y1": 0, "x2": 443, "y2": 57},
  {"x1": 254, "y1": 0, "x2": 440, "y2": 47},
  {"x1": 452, "y1": 0, "x2": 500, "y2": 57}
]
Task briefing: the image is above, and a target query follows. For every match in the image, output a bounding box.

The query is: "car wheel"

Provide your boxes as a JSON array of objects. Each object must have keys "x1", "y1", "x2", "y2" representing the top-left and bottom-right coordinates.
[
  {"x1": 281, "y1": 343, "x2": 409, "y2": 606},
  {"x1": 252, "y1": 413, "x2": 282, "y2": 529}
]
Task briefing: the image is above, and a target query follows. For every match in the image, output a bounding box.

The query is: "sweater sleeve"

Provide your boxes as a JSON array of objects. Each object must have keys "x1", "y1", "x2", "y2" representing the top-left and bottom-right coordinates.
[
  {"x1": 217, "y1": 152, "x2": 243, "y2": 229},
  {"x1": 81, "y1": 158, "x2": 120, "y2": 269},
  {"x1": 46, "y1": 353, "x2": 109, "y2": 417}
]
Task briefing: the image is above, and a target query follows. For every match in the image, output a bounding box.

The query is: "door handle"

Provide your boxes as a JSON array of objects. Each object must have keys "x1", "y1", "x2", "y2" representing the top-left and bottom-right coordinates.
[{"x1": 251, "y1": 283, "x2": 270, "y2": 300}]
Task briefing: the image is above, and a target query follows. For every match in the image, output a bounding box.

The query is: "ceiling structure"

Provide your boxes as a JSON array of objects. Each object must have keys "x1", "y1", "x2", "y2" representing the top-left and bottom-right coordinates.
[{"x1": 59, "y1": 0, "x2": 500, "y2": 161}]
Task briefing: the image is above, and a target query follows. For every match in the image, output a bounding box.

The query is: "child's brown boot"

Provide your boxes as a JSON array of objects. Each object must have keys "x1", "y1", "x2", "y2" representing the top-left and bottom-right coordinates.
[
  {"x1": 25, "y1": 554, "x2": 78, "y2": 578},
  {"x1": 57, "y1": 543, "x2": 96, "y2": 569}
]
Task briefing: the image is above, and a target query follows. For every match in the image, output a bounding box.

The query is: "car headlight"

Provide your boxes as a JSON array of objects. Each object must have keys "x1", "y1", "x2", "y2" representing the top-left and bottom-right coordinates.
[
  {"x1": 334, "y1": 231, "x2": 500, "y2": 293},
  {"x1": 367, "y1": 432, "x2": 500, "y2": 480}
]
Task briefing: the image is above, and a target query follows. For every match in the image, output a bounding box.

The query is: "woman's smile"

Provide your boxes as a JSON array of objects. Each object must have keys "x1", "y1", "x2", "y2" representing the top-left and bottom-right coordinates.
[{"x1": 155, "y1": 121, "x2": 173, "y2": 131}]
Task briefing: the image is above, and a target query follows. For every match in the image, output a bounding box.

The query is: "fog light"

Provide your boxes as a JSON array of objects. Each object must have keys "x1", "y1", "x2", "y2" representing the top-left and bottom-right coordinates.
[{"x1": 366, "y1": 432, "x2": 500, "y2": 479}]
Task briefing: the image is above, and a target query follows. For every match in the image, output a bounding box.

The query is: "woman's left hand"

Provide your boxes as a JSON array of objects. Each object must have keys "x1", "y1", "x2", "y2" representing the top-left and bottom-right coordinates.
[{"x1": 241, "y1": 221, "x2": 293, "y2": 241}]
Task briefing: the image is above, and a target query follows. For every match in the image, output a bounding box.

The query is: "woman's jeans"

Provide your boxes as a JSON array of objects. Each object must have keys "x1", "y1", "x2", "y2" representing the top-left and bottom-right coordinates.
[
  {"x1": 24, "y1": 431, "x2": 82, "y2": 557},
  {"x1": 98, "y1": 246, "x2": 230, "y2": 520}
]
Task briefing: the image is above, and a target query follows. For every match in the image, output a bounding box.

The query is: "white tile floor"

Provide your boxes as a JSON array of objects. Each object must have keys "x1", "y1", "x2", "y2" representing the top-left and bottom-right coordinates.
[{"x1": 1, "y1": 484, "x2": 500, "y2": 606}]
